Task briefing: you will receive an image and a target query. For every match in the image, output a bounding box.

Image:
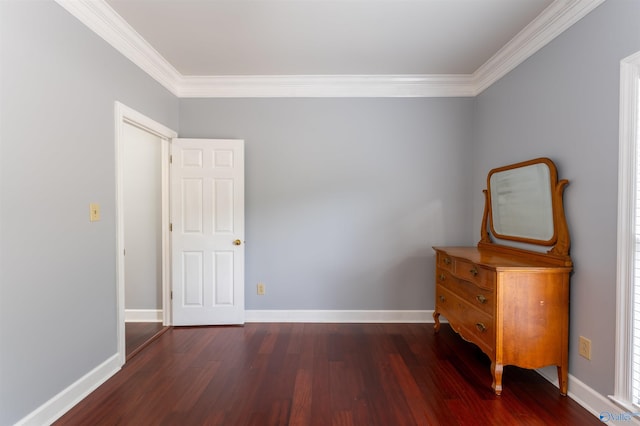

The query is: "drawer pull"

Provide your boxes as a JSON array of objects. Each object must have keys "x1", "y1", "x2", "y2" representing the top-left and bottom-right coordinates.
[
  {"x1": 476, "y1": 294, "x2": 487, "y2": 304},
  {"x1": 439, "y1": 273, "x2": 446, "y2": 281},
  {"x1": 475, "y1": 322, "x2": 487, "y2": 332},
  {"x1": 439, "y1": 295, "x2": 446, "y2": 302},
  {"x1": 470, "y1": 267, "x2": 479, "y2": 276},
  {"x1": 443, "y1": 257, "x2": 451, "y2": 265}
]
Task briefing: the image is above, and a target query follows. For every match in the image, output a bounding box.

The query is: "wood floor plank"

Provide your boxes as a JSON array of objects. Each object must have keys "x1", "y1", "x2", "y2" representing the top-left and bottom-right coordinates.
[
  {"x1": 289, "y1": 369, "x2": 313, "y2": 426},
  {"x1": 55, "y1": 323, "x2": 602, "y2": 426}
]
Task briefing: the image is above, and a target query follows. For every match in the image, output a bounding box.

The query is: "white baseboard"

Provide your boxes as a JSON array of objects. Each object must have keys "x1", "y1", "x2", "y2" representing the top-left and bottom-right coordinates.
[
  {"x1": 537, "y1": 366, "x2": 638, "y2": 424},
  {"x1": 125, "y1": 309, "x2": 163, "y2": 322},
  {"x1": 245, "y1": 309, "x2": 434, "y2": 323},
  {"x1": 15, "y1": 353, "x2": 121, "y2": 426}
]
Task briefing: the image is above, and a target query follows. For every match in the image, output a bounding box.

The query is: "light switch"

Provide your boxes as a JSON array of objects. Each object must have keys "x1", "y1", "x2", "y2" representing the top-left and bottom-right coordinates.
[{"x1": 90, "y1": 203, "x2": 100, "y2": 222}]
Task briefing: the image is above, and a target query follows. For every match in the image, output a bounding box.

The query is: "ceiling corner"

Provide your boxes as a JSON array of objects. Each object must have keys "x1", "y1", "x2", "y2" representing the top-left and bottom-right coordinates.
[{"x1": 472, "y1": 0, "x2": 607, "y2": 95}]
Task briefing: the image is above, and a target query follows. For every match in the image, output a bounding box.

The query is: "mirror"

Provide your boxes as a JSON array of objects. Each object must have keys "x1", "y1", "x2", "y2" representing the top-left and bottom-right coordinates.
[
  {"x1": 489, "y1": 160, "x2": 554, "y2": 243},
  {"x1": 480, "y1": 158, "x2": 570, "y2": 257}
]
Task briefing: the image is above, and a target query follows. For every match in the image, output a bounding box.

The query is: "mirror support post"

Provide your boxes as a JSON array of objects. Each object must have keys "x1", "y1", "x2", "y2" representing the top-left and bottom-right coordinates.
[
  {"x1": 549, "y1": 179, "x2": 571, "y2": 257},
  {"x1": 480, "y1": 189, "x2": 491, "y2": 244}
]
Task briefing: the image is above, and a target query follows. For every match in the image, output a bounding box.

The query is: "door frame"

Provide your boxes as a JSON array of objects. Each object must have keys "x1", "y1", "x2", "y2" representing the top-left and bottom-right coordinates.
[{"x1": 114, "y1": 102, "x2": 177, "y2": 366}]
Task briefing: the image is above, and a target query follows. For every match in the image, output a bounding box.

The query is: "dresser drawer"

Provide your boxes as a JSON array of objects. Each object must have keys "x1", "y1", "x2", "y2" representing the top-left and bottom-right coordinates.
[
  {"x1": 437, "y1": 252, "x2": 454, "y2": 272},
  {"x1": 436, "y1": 268, "x2": 494, "y2": 316},
  {"x1": 459, "y1": 307, "x2": 495, "y2": 356},
  {"x1": 454, "y1": 259, "x2": 495, "y2": 290},
  {"x1": 435, "y1": 284, "x2": 462, "y2": 327},
  {"x1": 436, "y1": 284, "x2": 495, "y2": 355}
]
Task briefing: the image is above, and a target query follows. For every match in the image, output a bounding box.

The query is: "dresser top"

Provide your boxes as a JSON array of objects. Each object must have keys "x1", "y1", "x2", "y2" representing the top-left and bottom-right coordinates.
[{"x1": 433, "y1": 246, "x2": 572, "y2": 271}]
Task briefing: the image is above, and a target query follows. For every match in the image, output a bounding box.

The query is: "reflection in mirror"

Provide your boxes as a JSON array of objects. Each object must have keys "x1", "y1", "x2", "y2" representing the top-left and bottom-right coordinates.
[{"x1": 489, "y1": 162, "x2": 554, "y2": 242}]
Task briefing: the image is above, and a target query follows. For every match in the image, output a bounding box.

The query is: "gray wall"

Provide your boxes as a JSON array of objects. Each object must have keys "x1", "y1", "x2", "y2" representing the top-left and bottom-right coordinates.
[
  {"x1": 179, "y1": 98, "x2": 475, "y2": 310},
  {"x1": 472, "y1": 0, "x2": 640, "y2": 396},
  {"x1": 0, "y1": 1, "x2": 178, "y2": 424}
]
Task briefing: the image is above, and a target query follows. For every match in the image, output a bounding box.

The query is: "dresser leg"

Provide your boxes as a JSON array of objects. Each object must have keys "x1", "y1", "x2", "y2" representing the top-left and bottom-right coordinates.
[
  {"x1": 491, "y1": 362, "x2": 503, "y2": 395},
  {"x1": 557, "y1": 365, "x2": 568, "y2": 396},
  {"x1": 433, "y1": 311, "x2": 441, "y2": 332}
]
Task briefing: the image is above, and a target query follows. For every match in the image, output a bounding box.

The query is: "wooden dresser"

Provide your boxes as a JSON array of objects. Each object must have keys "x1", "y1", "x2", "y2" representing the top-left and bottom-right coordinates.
[
  {"x1": 433, "y1": 158, "x2": 573, "y2": 396},
  {"x1": 432, "y1": 245, "x2": 571, "y2": 395}
]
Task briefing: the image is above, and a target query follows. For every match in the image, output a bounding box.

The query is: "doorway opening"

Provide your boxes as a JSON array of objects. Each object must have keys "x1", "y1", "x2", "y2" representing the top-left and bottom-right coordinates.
[{"x1": 115, "y1": 102, "x2": 177, "y2": 365}]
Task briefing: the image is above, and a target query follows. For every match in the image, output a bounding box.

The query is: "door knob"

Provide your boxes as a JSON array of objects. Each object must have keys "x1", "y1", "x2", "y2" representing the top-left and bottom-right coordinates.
[{"x1": 233, "y1": 239, "x2": 242, "y2": 246}]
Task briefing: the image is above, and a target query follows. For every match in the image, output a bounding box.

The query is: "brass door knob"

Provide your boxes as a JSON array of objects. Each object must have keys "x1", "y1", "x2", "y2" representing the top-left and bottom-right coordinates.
[{"x1": 233, "y1": 239, "x2": 242, "y2": 246}]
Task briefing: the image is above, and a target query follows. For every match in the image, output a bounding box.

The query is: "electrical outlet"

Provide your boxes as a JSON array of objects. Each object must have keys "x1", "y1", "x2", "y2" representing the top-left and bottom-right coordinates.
[
  {"x1": 257, "y1": 282, "x2": 265, "y2": 296},
  {"x1": 579, "y1": 336, "x2": 591, "y2": 360}
]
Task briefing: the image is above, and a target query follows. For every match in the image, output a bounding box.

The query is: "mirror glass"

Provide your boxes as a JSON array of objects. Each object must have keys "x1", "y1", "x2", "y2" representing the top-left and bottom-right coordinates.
[{"x1": 489, "y1": 161, "x2": 555, "y2": 243}]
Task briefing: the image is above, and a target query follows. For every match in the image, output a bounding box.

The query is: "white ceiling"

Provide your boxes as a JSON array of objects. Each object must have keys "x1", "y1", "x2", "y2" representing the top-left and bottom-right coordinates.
[
  {"x1": 105, "y1": 0, "x2": 553, "y2": 76},
  {"x1": 57, "y1": 0, "x2": 605, "y2": 97}
]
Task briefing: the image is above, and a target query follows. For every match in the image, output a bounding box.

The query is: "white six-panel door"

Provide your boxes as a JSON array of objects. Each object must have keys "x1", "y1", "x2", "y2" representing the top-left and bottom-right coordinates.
[{"x1": 171, "y1": 139, "x2": 244, "y2": 325}]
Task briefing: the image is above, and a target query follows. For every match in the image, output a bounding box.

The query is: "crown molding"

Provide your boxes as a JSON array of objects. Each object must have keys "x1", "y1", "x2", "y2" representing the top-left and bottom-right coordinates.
[
  {"x1": 177, "y1": 74, "x2": 476, "y2": 98},
  {"x1": 55, "y1": 0, "x2": 605, "y2": 98},
  {"x1": 54, "y1": 0, "x2": 182, "y2": 95},
  {"x1": 472, "y1": 0, "x2": 606, "y2": 95}
]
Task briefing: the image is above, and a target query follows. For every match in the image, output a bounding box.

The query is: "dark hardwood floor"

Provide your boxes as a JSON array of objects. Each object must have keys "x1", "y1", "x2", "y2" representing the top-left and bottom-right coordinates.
[
  {"x1": 125, "y1": 322, "x2": 168, "y2": 361},
  {"x1": 56, "y1": 323, "x2": 600, "y2": 425}
]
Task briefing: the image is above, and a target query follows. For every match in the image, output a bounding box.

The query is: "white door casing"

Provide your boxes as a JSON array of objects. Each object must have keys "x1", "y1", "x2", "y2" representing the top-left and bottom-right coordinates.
[{"x1": 171, "y1": 139, "x2": 245, "y2": 325}]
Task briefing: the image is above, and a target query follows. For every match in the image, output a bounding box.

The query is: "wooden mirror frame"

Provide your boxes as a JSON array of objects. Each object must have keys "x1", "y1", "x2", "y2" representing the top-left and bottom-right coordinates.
[{"x1": 479, "y1": 157, "x2": 571, "y2": 264}]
